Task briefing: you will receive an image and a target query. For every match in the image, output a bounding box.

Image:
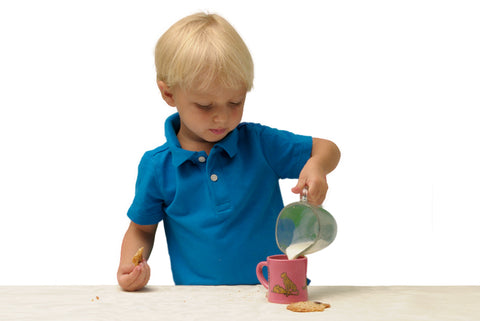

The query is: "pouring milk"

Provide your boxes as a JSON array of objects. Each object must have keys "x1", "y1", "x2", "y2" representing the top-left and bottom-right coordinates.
[
  {"x1": 285, "y1": 241, "x2": 315, "y2": 260},
  {"x1": 276, "y1": 187, "x2": 337, "y2": 260}
]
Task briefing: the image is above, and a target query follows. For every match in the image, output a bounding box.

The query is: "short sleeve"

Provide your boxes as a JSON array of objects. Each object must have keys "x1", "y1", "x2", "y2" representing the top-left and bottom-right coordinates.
[
  {"x1": 127, "y1": 153, "x2": 165, "y2": 225},
  {"x1": 257, "y1": 125, "x2": 312, "y2": 179}
]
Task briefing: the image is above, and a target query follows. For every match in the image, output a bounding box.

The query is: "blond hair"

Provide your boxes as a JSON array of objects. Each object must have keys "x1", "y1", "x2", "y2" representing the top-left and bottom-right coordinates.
[{"x1": 154, "y1": 13, "x2": 254, "y2": 91}]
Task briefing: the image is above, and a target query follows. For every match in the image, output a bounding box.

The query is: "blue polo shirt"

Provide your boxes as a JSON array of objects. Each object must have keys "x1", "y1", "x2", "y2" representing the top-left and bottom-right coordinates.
[{"x1": 127, "y1": 113, "x2": 312, "y2": 285}]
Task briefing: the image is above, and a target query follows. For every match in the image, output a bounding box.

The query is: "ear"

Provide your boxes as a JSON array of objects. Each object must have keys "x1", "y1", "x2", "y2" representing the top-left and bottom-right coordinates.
[{"x1": 157, "y1": 81, "x2": 176, "y2": 107}]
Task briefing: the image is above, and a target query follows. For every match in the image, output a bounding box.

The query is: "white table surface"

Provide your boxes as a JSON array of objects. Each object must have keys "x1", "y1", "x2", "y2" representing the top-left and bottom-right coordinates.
[{"x1": 1, "y1": 285, "x2": 479, "y2": 321}]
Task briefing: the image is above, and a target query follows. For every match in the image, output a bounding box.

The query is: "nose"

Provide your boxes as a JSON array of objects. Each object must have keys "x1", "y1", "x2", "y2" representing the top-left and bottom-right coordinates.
[{"x1": 212, "y1": 107, "x2": 229, "y2": 124}]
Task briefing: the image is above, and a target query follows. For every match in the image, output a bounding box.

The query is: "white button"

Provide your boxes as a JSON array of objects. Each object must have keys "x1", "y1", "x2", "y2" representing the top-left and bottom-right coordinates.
[
  {"x1": 210, "y1": 174, "x2": 218, "y2": 182},
  {"x1": 198, "y1": 156, "x2": 206, "y2": 163}
]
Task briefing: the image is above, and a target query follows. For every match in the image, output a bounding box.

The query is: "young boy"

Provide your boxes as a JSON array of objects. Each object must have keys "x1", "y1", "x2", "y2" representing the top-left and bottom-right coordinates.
[{"x1": 117, "y1": 12, "x2": 340, "y2": 291}]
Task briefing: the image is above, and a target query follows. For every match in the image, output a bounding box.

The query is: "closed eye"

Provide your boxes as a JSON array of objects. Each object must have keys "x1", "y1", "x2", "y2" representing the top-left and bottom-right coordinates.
[
  {"x1": 195, "y1": 103, "x2": 213, "y2": 109},
  {"x1": 229, "y1": 101, "x2": 243, "y2": 107}
]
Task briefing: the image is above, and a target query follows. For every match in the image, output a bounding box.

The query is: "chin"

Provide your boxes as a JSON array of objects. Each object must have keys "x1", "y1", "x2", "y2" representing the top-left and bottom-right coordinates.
[{"x1": 206, "y1": 131, "x2": 230, "y2": 142}]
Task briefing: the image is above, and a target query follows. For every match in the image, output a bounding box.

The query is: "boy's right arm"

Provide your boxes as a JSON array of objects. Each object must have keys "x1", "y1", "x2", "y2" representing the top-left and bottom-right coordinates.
[{"x1": 117, "y1": 221, "x2": 158, "y2": 291}]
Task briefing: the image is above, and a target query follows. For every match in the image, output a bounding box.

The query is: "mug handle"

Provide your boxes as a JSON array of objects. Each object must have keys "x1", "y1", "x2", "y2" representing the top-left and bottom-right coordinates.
[{"x1": 256, "y1": 261, "x2": 268, "y2": 289}]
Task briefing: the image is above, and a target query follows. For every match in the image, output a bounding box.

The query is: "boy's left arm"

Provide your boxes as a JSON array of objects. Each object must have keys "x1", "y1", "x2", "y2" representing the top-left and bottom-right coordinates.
[{"x1": 291, "y1": 138, "x2": 341, "y2": 205}]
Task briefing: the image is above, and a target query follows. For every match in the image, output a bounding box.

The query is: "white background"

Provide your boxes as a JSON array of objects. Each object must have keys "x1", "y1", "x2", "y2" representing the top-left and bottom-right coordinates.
[{"x1": 1, "y1": 0, "x2": 479, "y2": 286}]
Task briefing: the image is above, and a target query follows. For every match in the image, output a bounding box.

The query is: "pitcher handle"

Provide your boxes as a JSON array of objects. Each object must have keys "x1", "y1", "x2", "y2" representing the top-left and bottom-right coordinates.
[{"x1": 301, "y1": 186, "x2": 308, "y2": 202}]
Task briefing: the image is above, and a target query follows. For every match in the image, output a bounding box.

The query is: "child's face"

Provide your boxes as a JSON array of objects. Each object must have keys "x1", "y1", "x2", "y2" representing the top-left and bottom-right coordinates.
[{"x1": 169, "y1": 83, "x2": 247, "y2": 153}]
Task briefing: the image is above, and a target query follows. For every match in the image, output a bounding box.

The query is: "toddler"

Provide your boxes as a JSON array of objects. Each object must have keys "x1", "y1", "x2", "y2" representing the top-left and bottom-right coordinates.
[{"x1": 117, "y1": 12, "x2": 340, "y2": 291}]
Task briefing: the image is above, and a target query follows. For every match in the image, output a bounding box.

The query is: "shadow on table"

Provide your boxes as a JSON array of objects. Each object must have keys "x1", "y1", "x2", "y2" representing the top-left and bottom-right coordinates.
[{"x1": 117, "y1": 286, "x2": 161, "y2": 294}]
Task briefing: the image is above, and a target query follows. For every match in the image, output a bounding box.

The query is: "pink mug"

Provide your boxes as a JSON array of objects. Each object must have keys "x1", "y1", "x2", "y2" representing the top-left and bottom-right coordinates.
[{"x1": 256, "y1": 254, "x2": 308, "y2": 304}]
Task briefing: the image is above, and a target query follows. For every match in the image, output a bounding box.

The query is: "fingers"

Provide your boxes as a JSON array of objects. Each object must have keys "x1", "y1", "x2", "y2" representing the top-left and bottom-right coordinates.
[
  {"x1": 309, "y1": 184, "x2": 327, "y2": 206},
  {"x1": 308, "y1": 178, "x2": 328, "y2": 206},
  {"x1": 291, "y1": 177, "x2": 328, "y2": 206},
  {"x1": 291, "y1": 177, "x2": 307, "y2": 194},
  {"x1": 118, "y1": 261, "x2": 151, "y2": 292}
]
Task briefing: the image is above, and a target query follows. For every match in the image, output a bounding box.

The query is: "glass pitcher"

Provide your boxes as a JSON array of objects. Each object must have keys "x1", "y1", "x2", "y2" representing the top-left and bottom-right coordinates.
[{"x1": 275, "y1": 188, "x2": 337, "y2": 259}]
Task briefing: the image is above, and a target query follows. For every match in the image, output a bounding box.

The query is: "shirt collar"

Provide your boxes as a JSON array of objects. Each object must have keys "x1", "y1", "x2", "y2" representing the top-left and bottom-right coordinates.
[
  {"x1": 213, "y1": 125, "x2": 239, "y2": 158},
  {"x1": 165, "y1": 113, "x2": 239, "y2": 167}
]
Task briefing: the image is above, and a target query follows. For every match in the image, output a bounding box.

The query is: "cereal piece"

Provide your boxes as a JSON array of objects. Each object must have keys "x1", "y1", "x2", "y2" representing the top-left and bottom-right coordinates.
[
  {"x1": 287, "y1": 301, "x2": 331, "y2": 313},
  {"x1": 132, "y1": 247, "x2": 144, "y2": 266}
]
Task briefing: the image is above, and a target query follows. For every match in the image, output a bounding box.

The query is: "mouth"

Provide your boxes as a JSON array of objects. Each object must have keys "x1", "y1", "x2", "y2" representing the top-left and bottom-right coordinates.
[{"x1": 209, "y1": 128, "x2": 227, "y2": 135}]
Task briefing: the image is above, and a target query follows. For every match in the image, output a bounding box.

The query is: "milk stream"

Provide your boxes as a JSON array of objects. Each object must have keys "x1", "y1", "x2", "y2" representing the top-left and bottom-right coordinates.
[{"x1": 285, "y1": 241, "x2": 315, "y2": 260}]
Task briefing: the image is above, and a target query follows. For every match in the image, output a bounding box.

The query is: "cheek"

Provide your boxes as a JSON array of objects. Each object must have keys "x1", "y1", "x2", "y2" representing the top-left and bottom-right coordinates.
[{"x1": 231, "y1": 107, "x2": 244, "y2": 122}]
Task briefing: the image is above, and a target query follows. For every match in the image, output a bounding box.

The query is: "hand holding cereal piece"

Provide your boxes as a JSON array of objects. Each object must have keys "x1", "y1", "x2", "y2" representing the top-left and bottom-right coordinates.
[
  {"x1": 287, "y1": 301, "x2": 331, "y2": 313},
  {"x1": 132, "y1": 247, "x2": 144, "y2": 266}
]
